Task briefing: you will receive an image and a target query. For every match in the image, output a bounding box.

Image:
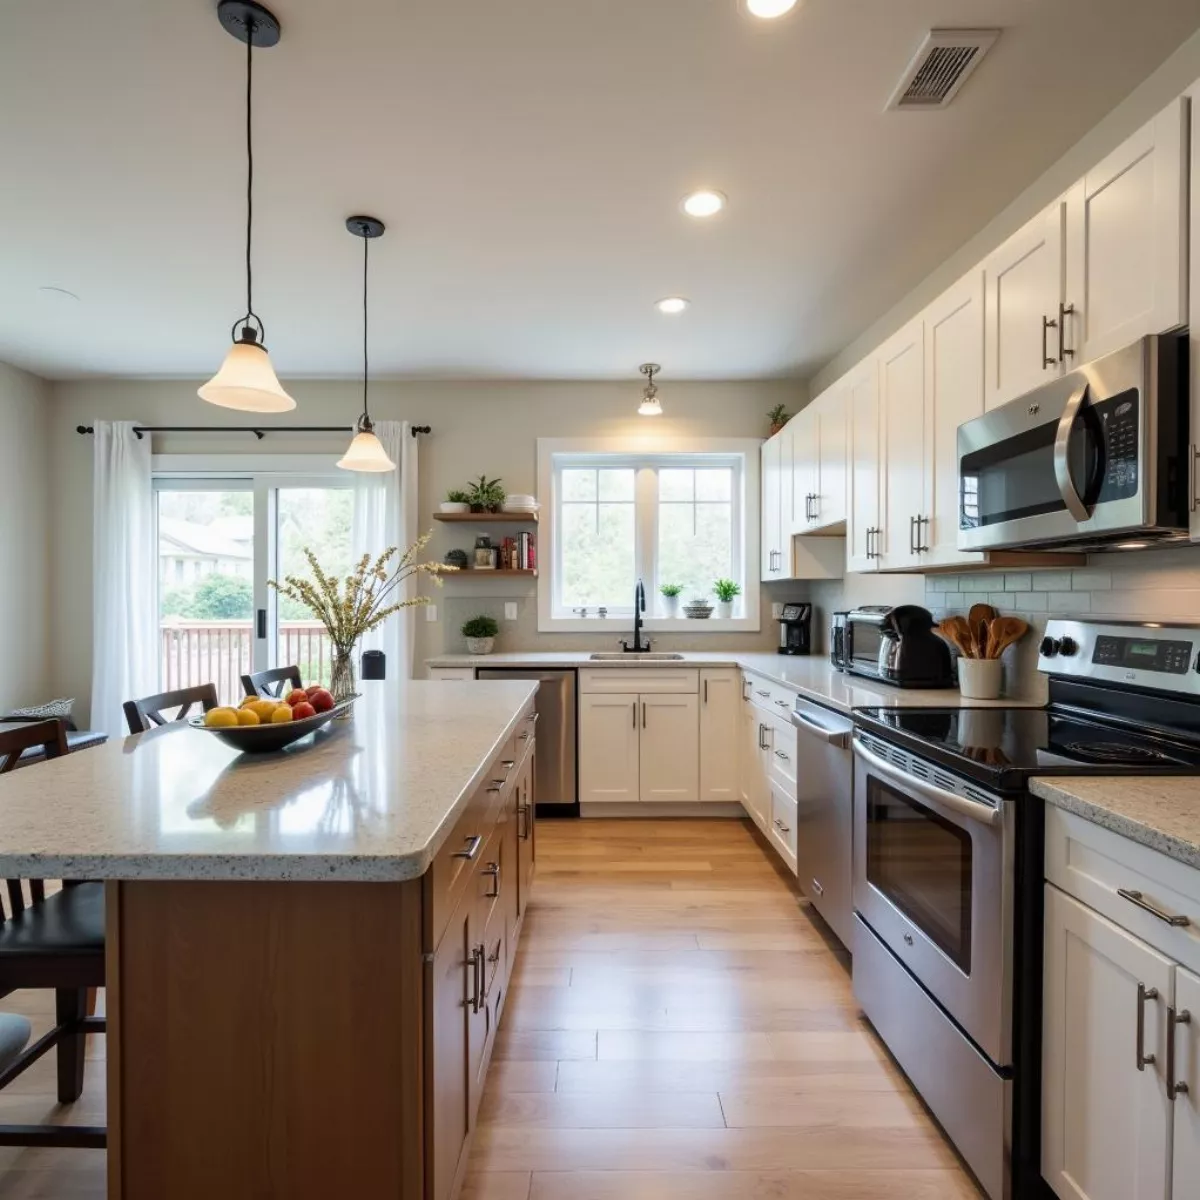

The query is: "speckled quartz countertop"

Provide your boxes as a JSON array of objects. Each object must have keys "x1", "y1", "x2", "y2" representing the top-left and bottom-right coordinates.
[
  {"x1": 1030, "y1": 777, "x2": 1200, "y2": 870},
  {"x1": 0, "y1": 681, "x2": 537, "y2": 883},
  {"x1": 426, "y1": 650, "x2": 1043, "y2": 714}
]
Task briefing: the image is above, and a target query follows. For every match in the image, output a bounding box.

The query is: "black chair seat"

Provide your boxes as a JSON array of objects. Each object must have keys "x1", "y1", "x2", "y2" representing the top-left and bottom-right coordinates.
[{"x1": 0, "y1": 884, "x2": 104, "y2": 958}]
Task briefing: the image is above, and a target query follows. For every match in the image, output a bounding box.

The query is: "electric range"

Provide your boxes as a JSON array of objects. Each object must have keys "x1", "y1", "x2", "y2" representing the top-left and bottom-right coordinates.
[{"x1": 850, "y1": 618, "x2": 1200, "y2": 1200}]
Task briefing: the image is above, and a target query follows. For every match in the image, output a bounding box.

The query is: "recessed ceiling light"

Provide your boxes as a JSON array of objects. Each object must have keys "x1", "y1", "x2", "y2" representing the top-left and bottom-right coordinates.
[
  {"x1": 745, "y1": 0, "x2": 799, "y2": 17},
  {"x1": 682, "y1": 190, "x2": 726, "y2": 218},
  {"x1": 656, "y1": 297, "x2": 690, "y2": 315}
]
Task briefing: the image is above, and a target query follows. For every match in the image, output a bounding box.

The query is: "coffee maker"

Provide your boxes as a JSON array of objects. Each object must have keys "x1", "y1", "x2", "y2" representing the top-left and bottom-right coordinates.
[{"x1": 777, "y1": 603, "x2": 812, "y2": 656}]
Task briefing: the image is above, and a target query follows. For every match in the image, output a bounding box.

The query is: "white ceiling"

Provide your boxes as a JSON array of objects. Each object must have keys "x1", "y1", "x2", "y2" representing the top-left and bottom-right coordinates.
[{"x1": 2, "y1": 0, "x2": 1199, "y2": 382}]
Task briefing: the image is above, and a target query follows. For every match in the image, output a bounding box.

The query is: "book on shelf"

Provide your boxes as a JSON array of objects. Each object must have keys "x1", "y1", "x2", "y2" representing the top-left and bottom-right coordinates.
[{"x1": 496, "y1": 532, "x2": 537, "y2": 571}]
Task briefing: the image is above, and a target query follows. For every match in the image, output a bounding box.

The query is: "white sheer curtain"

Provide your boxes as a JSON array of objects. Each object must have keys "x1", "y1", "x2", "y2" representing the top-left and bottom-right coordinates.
[
  {"x1": 351, "y1": 421, "x2": 419, "y2": 682},
  {"x1": 90, "y1": 421, "x2": 156, "y2": 735}
]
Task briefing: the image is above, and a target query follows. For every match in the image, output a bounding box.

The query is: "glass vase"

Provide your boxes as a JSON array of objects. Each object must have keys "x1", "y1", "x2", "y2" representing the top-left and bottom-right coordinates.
[{"x1": 329, "y1": 645, "x2": 357, "y2": 717}]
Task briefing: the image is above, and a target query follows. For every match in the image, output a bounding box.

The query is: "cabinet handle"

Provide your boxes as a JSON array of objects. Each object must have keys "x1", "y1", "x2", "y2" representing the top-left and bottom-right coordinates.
[
  {"x1": 452, "y1": 835, "x2": 483, "y2": 860},
  {"x1": 632, "y1": 701, "x2": 637, "y2": 728},
  {"x1": 774, "y1": 699, "x2": 789, "y2": 709},
  {"x1": 810, "y1": 493, "x2": 818, "y2": 522},
  {"x1": 469, "y1": 945, "x2": 484, "y2": 1012},
  {"x1": 810, "y1": 878, "x2": 824, "y2": 896},
  {"x1": 1168, "y1": 1007, "x2": 1192, "y2": 1100},
  {"x1": 704, "y1": 679, "x2": 708, "y2": 705},
  {"x1": 916, "y1": 515, "x2": 930, "y2": 553},
  {"x1": 483, "y1": 861, "x2": 501, "y2": 899},
  {"x1": 777, "y1": 820, "x2": 790, "y2": 834},
  {"x1": 517, "y1": 802, "x2": 531, "y2": 840},
  {"x1": 758, "y1": 723, "x2": 768, "y2": 750},
  {"x1": 1190, "y1": 445, "x2": 1199, "y2": 514},
  {"x1": 1136, "y1": 982, "x2": 1159, "y2": 1071},
  {"x1": 774, "y1": 749, "x2": 790, "y2": 761},
  {"x1": 742, "y1": 679, "x2": 752, "y2": 701},
  {"x1": 757, "y1": 689, "x2": 770, "y2": 698},
  {"x1": 642, "y1": 701, "x2": 647, "y2": 729},
  {"x1": 500, "y1": 759, "x2": 515, "y2": 771},
  {"x1": 1042, "y1": 314, "x2": 1058, "y2": 369},
  {"x1": 1058, "y1": 302, "x2": 1075, "y2": 361},
  {"x1": 909, "y1": 515, "x2": 916, "y2": 555},
  {"x1": 1118, "y1": 888, "x2": 1191, "y2": 928}
]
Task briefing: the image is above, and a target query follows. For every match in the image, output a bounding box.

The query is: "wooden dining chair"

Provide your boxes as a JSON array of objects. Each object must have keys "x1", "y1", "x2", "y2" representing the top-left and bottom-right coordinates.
[
  {"x1": 123, "y1": 683, "x2": 219, "y2": 735},
  {"x1": 242, "y1": 665, "x2": 303, "y2": 699},
  {"x1": 0, "y1": 720, "x2": 105, "y2": 1148}
]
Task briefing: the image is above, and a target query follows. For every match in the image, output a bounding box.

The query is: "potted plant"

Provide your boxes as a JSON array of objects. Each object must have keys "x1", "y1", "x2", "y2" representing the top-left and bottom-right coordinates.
[
  {"x1": 466, "y1": 475, "x2": 506, "y2": 513},
  {"x1": 440, "y1": 488, "x2": 471, "y2": 514},
  {"x1": 462, "y1": 614, "x2": 499, "y2": 655},
  {"x1": 767, "y1": 404, "x2": 790, "y2": 436},
  {"x1": 659, "y1": 582, "x2": 683, "y2": 618},
  {"x1": 713, "y1": 578, "x2": 741, "y2": 619}
]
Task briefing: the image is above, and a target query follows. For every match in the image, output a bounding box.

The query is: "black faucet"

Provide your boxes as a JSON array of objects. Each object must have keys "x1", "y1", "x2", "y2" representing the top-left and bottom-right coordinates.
[{"x1": 621, "y1": 580, "x2": 651, "y2": 653}]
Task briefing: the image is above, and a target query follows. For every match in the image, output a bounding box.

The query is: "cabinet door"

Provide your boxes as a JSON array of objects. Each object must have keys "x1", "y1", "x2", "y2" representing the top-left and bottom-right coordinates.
[
  {"x1": 1173, "y1": 964, "x2": 1200, "y2": 1199},
  {"x1": 778, "y1": 419, "x2": 795, "y2": 558},
  {"x1": 501, "y1": 779, "x2": 521, "y2": 960},
  {"x1": 699, "y1": 669, "x2": 739, "y2": 802},
  {"x1": 578, "y1": 693, "x2": 640, "y2": 803},
  {"x1": 1042, "y1": 885, "x2": 1172, "y2": 1200},
  {"x1": 984, "y1": 201, "x2": 1065, "y2": 411},
  {"x1": 923, "y1": 268, "x2": 986, "y2": 567},
  {"x1": 846, "y1": 359, "x2": 881, "y2": 572},
  {"x1": 739, "y1": 686, "x2": 768, "y2": 829},
  {"x1": 789, "y1": 408, "x2": 818, "y2": 534},
  {"x1": 815, "y1": 393, "x2": 848, "y2": 528},
  {"x1": 639, "y1": 693, "x2": 700, "y2": 802},
  {"x1": 878, "y1": 317, "x2": 927, "y2": 570},
  {"x1": 1066, "y1": 97, "x2": 1186, "y2": 366},
  {"x1": 515, "y1": 751, "x2": 535, "y2": 938},
  {"x1": 429, "y1": 899, "x2": 473, "y2": 1200},
  {"x1": 768, "y1": 781, "x2": 798, "y2": 873},
  {"x1": 760, "y1": 435, "x2": 782, "y2": 580}
]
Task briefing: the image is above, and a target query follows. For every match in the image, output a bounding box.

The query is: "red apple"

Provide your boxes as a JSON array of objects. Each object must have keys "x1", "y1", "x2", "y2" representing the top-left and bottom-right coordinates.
[
  {"x1": 292, "y1": 701, "x2": 317, "y2": 720},
  {"x1": 309, "y1": 688, "x2": 334, "y2": 713},
  {"x1": 285, "y1": 689, "x2": 308, "y2": 707},
  {"x1": 304, "y1": 685, "x2": 323, "y2": 698}
]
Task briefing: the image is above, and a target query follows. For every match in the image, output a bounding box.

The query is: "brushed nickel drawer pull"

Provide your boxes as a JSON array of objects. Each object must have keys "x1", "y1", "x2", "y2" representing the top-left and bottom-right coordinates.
[
  {"x1": 1168, "y1": 1007, "x2": 1191, "y2": 1100},
  {"x1": 1118, "y1": 888, "x2": 1191, "y2": 928},
  {"x1": 483, "y1": 861, "x2": 501, "y2": 899},
  {"x1": 453, "y1": 835, "x2": 483, "y2": 860},
  {"x1": 1137, "y1": 982, "x2": 1159, "y2": 1071},
  {"x1": 774, "y1": 749, "x2": 790, "y2": 761}
]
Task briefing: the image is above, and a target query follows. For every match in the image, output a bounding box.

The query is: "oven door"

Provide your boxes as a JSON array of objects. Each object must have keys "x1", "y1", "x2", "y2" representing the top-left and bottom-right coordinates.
[
  {"x1": 957, "y1": 337, "x2": 1153, "y2": 551},
  {"x1": 852, "y1": 734, "x2": 1013, "y2": 1065}
]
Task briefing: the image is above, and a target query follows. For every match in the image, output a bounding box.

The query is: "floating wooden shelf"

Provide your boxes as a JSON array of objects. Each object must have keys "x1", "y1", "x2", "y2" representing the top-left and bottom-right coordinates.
[
  {"x1": 434, "y1": 511, "x2": 539, "y2": 524},
  {"x1": 450, "y1": 569, "x2": 538, "y2": 578}
]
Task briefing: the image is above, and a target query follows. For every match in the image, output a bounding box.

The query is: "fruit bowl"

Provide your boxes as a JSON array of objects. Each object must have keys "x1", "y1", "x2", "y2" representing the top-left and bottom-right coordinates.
[{"x1": 188, "y1": 695, "x2": 359, "y2": 753}]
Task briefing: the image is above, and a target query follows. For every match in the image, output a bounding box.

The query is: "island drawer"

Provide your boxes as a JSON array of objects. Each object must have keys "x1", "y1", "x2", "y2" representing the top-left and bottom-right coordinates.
[{"x1": 426, "y1": 783, "x2": 499, "y2": 951}]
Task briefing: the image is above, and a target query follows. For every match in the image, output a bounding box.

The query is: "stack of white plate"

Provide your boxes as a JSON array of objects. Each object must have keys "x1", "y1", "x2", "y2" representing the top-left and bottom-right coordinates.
[{"x1": 503, "y1": 495, "x2": 539, "y2": 512}]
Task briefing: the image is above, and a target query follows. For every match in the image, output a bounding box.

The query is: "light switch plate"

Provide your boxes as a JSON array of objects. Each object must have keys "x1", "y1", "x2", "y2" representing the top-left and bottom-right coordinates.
[
  {"x1": 425, "y1": 604, "x2": 438, "y2": 622},
  {"x1": 504, "y1": 602, "x2": 518, "y2": 621}
]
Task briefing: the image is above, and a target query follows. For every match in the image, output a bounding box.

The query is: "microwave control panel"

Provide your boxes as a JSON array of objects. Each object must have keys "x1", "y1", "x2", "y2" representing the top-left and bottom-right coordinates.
[{"x1": 1095, "y1": 390, "x2": 1139, "y2": 502}]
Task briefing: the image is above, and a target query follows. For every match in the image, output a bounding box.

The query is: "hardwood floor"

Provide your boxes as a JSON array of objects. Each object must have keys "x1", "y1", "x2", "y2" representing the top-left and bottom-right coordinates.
[{"x1": 0, "y1": 818, "x2": 982, "y2": 1199}]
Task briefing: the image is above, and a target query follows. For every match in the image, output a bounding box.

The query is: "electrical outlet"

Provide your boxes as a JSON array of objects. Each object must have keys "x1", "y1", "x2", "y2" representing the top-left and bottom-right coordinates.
[
  {"x1": 504, "y1": 602, "x2": 518, "y2": 621},
  {"x1": 425, "y1": 604, "x2": 438, "y2": 622},
  {"x1": 771, "y1": 602, "x2": 783, "y2": 620}
]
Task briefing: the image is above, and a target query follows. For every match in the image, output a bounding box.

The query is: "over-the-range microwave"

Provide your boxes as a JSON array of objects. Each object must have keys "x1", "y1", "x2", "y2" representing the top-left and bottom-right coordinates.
[{"x1": 956, "y1": 333, "x2": 1189, "y2": 553}]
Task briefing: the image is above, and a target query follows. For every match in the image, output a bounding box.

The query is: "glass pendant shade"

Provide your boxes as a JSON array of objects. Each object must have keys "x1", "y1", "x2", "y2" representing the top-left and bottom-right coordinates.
[
  {"x1": 337, "y1": 428, "x2": 395, "y2": 472},
  {"x1": 638, "y1": 396, "x2": 663, "y2": 416},
  {"x1": 198, "y1": 337, "x2": 296, "y2": 412}
]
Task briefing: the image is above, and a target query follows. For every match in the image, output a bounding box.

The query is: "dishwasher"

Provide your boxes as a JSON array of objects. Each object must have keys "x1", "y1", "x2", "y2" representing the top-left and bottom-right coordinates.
[
  {"x1": 475, "y1": 669, "x2": 578, "y2": 815},
  {"x1": 791, "y1": 694, "x2": 854, "y2": 948}
]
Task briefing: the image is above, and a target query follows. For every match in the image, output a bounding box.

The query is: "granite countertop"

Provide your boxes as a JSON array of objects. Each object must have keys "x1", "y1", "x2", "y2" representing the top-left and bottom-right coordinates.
[
  {"x1": 1030, "y1": 776, "x2": 1200, "y2": 871},
  {"x1": 0, "y1": 681, "x2": 537, "y2": 883},
  {"x1": 426, "y1": 650, "x2": 1043, "y2": 714}
]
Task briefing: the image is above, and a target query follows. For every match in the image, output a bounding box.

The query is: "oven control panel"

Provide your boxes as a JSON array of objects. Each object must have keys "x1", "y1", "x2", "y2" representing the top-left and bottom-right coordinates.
[
  {"x1": 1039, "y1": 619, "x2": 1200, "y2": 695},
  {"x1": 1091, "y1": 634, "x2": 1193, "y2": 675}
]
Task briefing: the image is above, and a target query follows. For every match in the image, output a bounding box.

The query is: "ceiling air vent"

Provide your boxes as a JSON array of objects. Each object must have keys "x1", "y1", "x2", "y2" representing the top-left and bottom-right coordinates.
[{"x1": 886, "y1": 28, "x2": 1000, "y2": 111}]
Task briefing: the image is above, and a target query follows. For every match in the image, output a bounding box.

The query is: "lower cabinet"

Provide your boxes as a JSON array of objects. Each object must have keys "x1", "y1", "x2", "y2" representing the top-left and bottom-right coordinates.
[
  {"x1": 738, "y1": 672, "x2": 799, "y2": 875},
  {"x1": 639, "y1": 693, "x2": 699, "y2": 802},
  {"x1": 578, "y1": 693, "x2": 641, "y2": 803},
  {"x1": 739, "y1": 680, "x2": 768, "y2": 828}
]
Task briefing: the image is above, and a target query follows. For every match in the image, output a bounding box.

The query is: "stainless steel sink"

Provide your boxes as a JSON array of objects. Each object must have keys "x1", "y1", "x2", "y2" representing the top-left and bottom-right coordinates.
[{"x1": 588, "y1": 652, "x2": 686, "y2": 661}]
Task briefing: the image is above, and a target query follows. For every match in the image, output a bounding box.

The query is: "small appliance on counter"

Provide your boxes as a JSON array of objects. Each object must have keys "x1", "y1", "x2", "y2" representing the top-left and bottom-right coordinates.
[
  {"x1": 832, "y1": 605, "x2": 953, "y2": 688},
  {"x1": 777, "y1": 603, "x2": 812, "y2": 655},
  {"x1": 830, "y1": 611, "x2": 848, "y2": 669}
]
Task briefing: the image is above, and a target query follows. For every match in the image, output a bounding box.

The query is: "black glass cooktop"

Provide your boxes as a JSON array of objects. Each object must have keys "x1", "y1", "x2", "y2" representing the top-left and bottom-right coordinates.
[{"x1": 855, "y1": 706, "x2": 1200, "y2": 791}]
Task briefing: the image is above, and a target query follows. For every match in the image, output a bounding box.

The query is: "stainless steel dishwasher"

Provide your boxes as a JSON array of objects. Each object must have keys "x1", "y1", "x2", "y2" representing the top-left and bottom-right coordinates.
[
  {"x1": 791, "y1": 695, "x2": 854, "y2": 948},
  {"x1": 475, "y1": 669, "x2": 578, "y2": 815}
]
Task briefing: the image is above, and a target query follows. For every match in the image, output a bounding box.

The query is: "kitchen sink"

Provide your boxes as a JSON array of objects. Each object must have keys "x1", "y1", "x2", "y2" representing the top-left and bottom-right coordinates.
[{"x1": 588, "y1": 652, "x2": 685, "y2": 661}]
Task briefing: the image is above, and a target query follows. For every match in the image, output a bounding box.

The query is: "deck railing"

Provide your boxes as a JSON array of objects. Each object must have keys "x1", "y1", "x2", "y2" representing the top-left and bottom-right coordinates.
[{"x1": 159, "y1": 620, "x2": 334, "y2": 706}]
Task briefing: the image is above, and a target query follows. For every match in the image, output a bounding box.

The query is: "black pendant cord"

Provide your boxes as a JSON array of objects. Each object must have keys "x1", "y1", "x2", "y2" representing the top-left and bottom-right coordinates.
[
  {"x1": 238, "y1": 30, "x2": 264, "y2": 342},
  {"x1": 361, "y1": 232, "x2": 371, "y2": 429}
]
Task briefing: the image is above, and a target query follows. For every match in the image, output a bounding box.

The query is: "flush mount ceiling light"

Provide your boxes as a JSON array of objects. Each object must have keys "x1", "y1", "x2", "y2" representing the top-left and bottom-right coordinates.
[
  {"x1": 637, "y1": 363, "x2": 663, "y2": 417},
  {"x1": 745, "y1": 0, "x2": 799, "y2": 17},
  {"x1": 338, "y1": 216, "x2": 395, "y2": 473},
  {"x1": 681, "y1": 190, "x2": 726, "y2": 218},
  {"x1": 198, "y1": 0, "x2": 295, "y2": 414},
  {"x1": 656, "y1": 297, "x2": 690, "y2": 315}
]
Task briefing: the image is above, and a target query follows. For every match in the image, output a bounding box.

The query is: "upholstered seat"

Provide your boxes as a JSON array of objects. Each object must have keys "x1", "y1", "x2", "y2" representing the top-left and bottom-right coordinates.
[{"x1": 0, "y1": 883, "x2": 105, "y2": 960}]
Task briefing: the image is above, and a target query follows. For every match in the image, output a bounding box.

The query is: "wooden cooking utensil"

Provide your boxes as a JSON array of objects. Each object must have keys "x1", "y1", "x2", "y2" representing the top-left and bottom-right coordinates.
[
  {"x1": 968, "y1": 603, "x2": 996, "y2": 659},
  {"x1": 937, "y1": 616, "x2": 977, "y2": 659},
  {"x1": 987, "y1": 616, "x2": 1029, "y2": 659}
]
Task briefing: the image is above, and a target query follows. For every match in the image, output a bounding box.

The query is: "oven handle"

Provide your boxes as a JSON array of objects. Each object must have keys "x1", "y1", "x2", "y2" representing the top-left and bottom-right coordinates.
[
  {"x1": 853, "y1": 739, "x2": 1001, "y2": 828},
  {"x1": 1052, "y1": 382, "x2": 1091, "y2": 522}
]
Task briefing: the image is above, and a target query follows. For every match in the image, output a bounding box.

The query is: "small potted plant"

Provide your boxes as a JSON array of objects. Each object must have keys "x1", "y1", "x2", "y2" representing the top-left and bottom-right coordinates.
[
  {"x1": 713, "y1": 578, "x2": 741, "y2": 619},
  {"x1": 440, "y1": 489, "x2": 471, "y2": 514},
  {"x1": 767, "y1": 404, "x2": 790, "y2": 436},
  {"x1": 466, "y1": 475, "x2": 506, "y2": 513},
  {"x1": 462, "y1": 614, "x2": 499, "y2": 655},
  {"x1": 659, "y1": 582, "x2": 683, "y2": 618}
]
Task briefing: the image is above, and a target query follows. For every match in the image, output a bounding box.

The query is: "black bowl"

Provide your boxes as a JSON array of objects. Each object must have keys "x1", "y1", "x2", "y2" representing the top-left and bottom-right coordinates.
[{"x1": 187, "y1": 696, "x2": 358, "y2": 753}]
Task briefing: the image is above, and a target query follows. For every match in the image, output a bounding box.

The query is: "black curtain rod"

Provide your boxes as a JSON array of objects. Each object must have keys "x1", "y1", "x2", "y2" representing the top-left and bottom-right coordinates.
[{"x1": 76, "y1": 424, "x2": 431, "y2": 440}]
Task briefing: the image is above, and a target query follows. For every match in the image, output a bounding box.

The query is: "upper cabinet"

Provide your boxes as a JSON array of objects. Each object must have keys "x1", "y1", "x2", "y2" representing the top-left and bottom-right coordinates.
[
  {"x1": 791, "y1": 387, "x2": 848, "y2": 534},
  {"x1": 1188, "y1": 85, "x2": 1200, "y2": 541},
  {"x1": 846, "y1": 358, "x2": 882, "y2": 572},
  {"x1": 877, "y1": 316, "x2": 927, "y2": 571},
  {"x1": 760, "y1": 431, "x2": 784, "y2": 580}
]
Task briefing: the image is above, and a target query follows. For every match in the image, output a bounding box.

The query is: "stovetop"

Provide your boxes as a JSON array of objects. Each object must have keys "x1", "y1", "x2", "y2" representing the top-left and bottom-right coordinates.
[{"x1": 854, "y1": 705, "x2": 1200, "y2": 793}]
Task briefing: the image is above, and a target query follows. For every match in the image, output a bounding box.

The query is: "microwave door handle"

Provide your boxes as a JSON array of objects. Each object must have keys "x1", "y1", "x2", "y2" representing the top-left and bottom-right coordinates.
[
  {"x1": 1053, "y1": 382, "x2": 1091, "y2": 522},
  {"x1": 853, "y1": 738, "x2": 1001, "y2": 828}
]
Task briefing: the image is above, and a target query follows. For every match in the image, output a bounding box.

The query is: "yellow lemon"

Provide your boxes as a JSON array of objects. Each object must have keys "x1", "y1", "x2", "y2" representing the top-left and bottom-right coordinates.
[
  {"x1": 240, "y1": 695, "x2": 259, "y2": 707},
  {"x1": 236, "y1": 709, "x2": 261, "y2": 726},
  {"x1": 270, "y1": 706, "x2": 294, "y2": 724},
  {"x1": 249, "y1": 700, "x2": 277, "y2": 720},
  {"x1": 204, "y1": 708, "x2": 238, "y2": 728}
]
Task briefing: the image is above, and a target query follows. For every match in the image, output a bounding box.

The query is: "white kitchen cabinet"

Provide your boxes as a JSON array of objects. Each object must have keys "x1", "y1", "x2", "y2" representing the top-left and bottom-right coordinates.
[
  {"x1": 1065, "y1": 97, "x2": 1187, "y2": 367},
  {"x1": 1173, "y1": 965, "x2": 1200, "y2": 1199},
  {"x1": 846, "y1": 358, "x2": 882, "y2": 572},
  {"x1": 760, "y1": 433, "x2": 783, "y2": 580},
  {"x1": 699, "y1": 669, "x2": 740, "y2": 803},
  {"x1": 878, "y1": 316, "x2": 927, "y2": 571},
  {"x1": 578, "y1": 693, "x2": 641, "y2": 804},
  {"x1": 639, "y1": 693, "x2": 700, "y2": 802},
  {"x1": 739, "y1": 679, "x2": 768, "y2": 831},
  {"x1": 767, "y1": 781, "x2": 798, "y2": 873},
  {"x1": 788, "y1": 406, "x2": 818, "y2": 538},
  {"x1": 792, "y1": 389, "x2": 848, "y2": 534},
  {"x1": 983, "y1": 200, "x2": 1066, "y2": 411}
]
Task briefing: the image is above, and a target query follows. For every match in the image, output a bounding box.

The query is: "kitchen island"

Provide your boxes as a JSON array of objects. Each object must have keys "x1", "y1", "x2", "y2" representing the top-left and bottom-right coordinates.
[{"x1": 0, "y1": 681, "x2": 539, "y2": 1200}]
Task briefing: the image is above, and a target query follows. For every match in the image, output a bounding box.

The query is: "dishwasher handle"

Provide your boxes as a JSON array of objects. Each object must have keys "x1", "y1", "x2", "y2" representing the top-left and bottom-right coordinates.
[{"x1": 792, "y1": 710, "x2": 851, "y2": 748}]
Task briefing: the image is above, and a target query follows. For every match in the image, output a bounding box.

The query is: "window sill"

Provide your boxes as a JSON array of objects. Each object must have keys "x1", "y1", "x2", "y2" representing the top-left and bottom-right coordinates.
[{"x1": 540, "y1": 615, "x2": 760, "y2": 634}]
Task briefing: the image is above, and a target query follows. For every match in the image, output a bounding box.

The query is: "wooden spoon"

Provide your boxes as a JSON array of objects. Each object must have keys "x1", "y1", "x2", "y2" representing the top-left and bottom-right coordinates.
[
  {"x1": 937, "y1": 616, "x2": 978, "y2": 659},
  {"x1": 987, "y1": 616, "x2": 1029, "y2": 659},
  {"x1": 968, "y1": 603, "x2": 996, "y2": 659}
]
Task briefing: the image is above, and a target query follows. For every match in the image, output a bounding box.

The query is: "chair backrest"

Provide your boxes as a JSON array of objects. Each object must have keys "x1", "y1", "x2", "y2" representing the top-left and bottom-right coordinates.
[
  {"x1": 0, "y1": 719, "x2": 67, "y2": 775},
  {"x1": 123, "y1": 684, "x2": 219, "y2": 735},
  {"x1": 241, "y1": 666, "x2": 303, "y2": 700}
]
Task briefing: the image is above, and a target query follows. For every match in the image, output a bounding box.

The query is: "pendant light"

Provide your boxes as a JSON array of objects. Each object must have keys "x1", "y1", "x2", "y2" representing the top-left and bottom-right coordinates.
[
  {"x1": 637, "y1": 362, "x2": 663, "y2": 416},
  {"x1": 338, "y1": 216, "x2": 395, "y2": 472},
  {"x1": 198, "y1": 1, "x2": 295, "y2": 413}
]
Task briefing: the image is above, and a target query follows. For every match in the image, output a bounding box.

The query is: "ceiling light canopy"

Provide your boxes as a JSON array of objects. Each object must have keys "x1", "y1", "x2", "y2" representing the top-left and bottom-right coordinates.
[
  {"x1": 681, "y1": 190, "x2": 726, "y2": 218},
  {"x1": 199, "y1": 0, "x2": 295, "y2": 414},
  {"x1": 656, "y1": 296, "x2": 690, "y2": 315},
  {"x1": 338, "y1": 216, "x2": 395, "y2": 473},
  {"x1": 637, "y1": 363, "x2": 663, "y2": 417},
  {"x1": 745, "y1": 0, "x2": 799, "y2": 17}
]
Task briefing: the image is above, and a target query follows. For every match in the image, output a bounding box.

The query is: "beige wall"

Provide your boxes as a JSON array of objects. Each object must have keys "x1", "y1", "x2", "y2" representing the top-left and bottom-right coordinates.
[
  {"x1": 0, "y1": 363, "x2": 51, "y2": 714},
  {"x1": 49, "y1": 378, "x2": 805, "y2": 722}
]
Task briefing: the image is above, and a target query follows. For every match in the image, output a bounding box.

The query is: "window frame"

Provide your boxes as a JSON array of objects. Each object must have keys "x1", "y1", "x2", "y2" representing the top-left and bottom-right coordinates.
[{"x1": 536, "y1": 437, "x2": 761, "y2": 633}]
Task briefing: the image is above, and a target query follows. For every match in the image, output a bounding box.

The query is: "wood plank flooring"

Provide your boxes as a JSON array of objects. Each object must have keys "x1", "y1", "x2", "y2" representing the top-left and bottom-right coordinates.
[{"x1": 0, "y1": 818, "x2": 982, "y2": 1199}]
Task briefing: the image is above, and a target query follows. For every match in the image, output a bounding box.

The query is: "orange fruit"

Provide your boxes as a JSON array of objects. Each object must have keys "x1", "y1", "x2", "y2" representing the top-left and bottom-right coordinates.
[
  {"x1": 270, "y1": 706, "x2": 293, "y2": 724},
  {"x1": 204, "y1": 708, "x2": 238, "y2": 728},
  {"x1": 236, "y1": 709, "x2": 260, "y2": 726}
]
